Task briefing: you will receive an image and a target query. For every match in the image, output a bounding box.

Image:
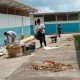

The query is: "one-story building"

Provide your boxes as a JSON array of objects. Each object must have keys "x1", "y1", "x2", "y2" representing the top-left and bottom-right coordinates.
[
  {"x1": 0, "y1": 0, "x2": 37, "y2": 46},
  {"x1": 30, "y1": 11, "x2": 80, "y2": 35}
]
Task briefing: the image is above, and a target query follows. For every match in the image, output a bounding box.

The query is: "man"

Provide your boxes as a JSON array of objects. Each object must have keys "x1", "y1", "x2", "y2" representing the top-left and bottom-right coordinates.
[
  {"x1": 36, "y1": 19, "x2": 46, "y2": 48},
  {"x1": 4, "y1": 31, "x2": 16, "y2": 44},
  {"x1": 57, "y1": 24, "x2": 62, "y2": 37}
]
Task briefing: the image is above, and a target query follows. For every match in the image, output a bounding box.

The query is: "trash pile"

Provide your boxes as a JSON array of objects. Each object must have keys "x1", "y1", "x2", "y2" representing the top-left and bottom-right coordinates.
[
  {"x1": 6, "y1": 42, "x2": 21, "y2": 49},
  {"x1": 61, "y1": 37, "x2": 74, "y2": 41},
  {"x1": 67, "y1": 38, "x2": 74, "y2": 41},
  {"x1": 0, "y1": 47, "x2": 8, "y2": 56},
  {"x1": 65, "y1": 44, "x2": 70, "y2": 46},
  {"x1": 29, "y1": 60, "x2": 73, "y2": 72},
  {"x1": 6, "y1": 42, "x2": 22, "y2": 57}
]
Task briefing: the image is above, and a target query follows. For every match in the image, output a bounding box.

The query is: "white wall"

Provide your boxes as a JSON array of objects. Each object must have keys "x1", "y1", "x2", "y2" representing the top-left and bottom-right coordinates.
[
  {"x1": 0, "y1": 13, "x2": 30, "y2": 29},
  {"x1": 23, "y1": 16, "x2": 30, "y2": 26},
  {"x1": 30, "y1": 15, "x2": 34, "y2": 25},
  {"x1": 0, "y1": 13, "x2": 8, "y2": 28}
]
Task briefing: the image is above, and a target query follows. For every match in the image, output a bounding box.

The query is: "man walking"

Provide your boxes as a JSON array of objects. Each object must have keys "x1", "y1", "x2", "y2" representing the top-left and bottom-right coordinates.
[{"x1": 57, "y1": 24, "x2": 62, "y2": 37}]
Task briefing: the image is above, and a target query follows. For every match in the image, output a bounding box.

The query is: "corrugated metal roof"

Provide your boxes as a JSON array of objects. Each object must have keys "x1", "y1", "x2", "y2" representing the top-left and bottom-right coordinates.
[{"x1": 0, "y1": 0, "x2": 37, "y2": 12}]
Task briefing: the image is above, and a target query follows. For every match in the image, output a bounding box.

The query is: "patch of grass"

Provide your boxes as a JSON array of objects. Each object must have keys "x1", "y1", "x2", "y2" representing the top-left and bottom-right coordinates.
[
  {"x1": 74, "y1": 35, "x2": 80, "y2": 49},
  {"x1": 74, "y1": 35, "x2": 80, "y2": 42}
]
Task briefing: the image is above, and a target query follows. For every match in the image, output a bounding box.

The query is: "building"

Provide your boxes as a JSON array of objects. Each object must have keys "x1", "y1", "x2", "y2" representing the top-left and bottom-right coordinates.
[
  {"x1": 0, "y1": 0, "x2": 37, "y2": 46},
  {"x1": 30, "y1": 11, "x2": 80, "y2": 35}
]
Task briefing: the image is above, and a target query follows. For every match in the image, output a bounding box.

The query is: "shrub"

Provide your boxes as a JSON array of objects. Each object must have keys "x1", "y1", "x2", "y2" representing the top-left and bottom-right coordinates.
[{"x1": 74, "y1": 35, "x2": 80, "y2": 42}]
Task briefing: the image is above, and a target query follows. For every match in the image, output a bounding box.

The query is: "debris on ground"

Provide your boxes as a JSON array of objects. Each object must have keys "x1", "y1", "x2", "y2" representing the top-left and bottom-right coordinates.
[
  {"x1": 28, "y1": 60, "x2": 74, "y2": 72},
  {"x1": 0, "y1": 47, "x2": 8, "y2": 56},
  {"x1": 61, "y1": 37, "x2": 74, "y2": 41},
  {"x1": 44, "y1": 46, "x2": 62, "y2": 50},
  {"x1": 6, "y1": 42, "x2": 22, "y2": 57},
  {"x1": 65, "y1": 44, "x2": 71, "y2": 46},
  {"x1": 67, "y1": 38, "x2": 74, "y2": 41}
]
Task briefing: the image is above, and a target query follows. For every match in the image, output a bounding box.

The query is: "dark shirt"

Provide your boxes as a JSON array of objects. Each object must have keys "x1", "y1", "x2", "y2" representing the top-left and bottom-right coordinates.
[{"x1": 57, "y1": 26, "x2": 62, "y2": 32}]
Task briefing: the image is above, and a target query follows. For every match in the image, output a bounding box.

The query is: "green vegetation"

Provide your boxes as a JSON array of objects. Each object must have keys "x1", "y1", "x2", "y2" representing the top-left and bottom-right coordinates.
[
  {"x1": 74, "y1": 35, "x2": 80, "y2": 42},
  {"x1": 74, "y1": 35, "x2": 80, "y2": 49}
]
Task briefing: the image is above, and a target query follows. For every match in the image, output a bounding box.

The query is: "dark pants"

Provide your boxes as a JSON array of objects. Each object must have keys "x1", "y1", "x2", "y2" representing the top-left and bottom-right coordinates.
[
  {"x1": 58, "y1": 31, "x2": 61, "y2": 37},
  {"x1": 39, "y1": 33, "x2": 46, "y2": 47}
]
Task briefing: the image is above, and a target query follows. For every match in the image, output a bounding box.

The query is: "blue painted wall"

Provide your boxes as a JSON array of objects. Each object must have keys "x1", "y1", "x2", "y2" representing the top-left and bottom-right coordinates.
[
  {"x1": 61, "y1": 23, "x2": 80, "y2": 33},
  {"x1": 0, "y1": 26, "x2": 30, "y2": 46},
  {"x1": 45, "y1": 23, "x2": 80, "y2": 34},
  {"x1": 30, "y1": 24, "x2": 57, "y2": 35},
  {"x1": 30, "y1": 22, "x2": 80, "y2": 35},
  {"x1": 30, "y1": 25, "x2": 34, "y2": 35},
  {"x1": 45, "y1": 24, "x2": 57, "y2": 34}
]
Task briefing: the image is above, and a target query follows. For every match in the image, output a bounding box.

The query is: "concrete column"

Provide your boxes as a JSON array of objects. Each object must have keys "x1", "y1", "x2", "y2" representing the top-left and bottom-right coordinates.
[
  {"x1": 67, "y1": 13, "x2": 68, "y2": 21},
  {"x1": 78, "y1": 13, "x2": 80, "y2": 32},
  {"x1": 21, "y1": 16, "x2": 24, "y2": 35}
]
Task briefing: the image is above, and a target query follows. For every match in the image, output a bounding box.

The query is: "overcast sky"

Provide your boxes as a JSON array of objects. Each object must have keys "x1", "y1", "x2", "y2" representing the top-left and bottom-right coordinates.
[{"x1": 17, "y1": 0, "x2": 80, "y2": 12}]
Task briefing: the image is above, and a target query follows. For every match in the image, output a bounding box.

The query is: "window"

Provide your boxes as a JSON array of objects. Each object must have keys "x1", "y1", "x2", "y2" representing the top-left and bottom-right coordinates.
[
  {"x1": 68, "y1": 13, "x2": 78, "y2": 20},
  {"x1": 44, "y1": 14, "x2": 56, "y2": 22},
  {"x1": 57, "y1": 14, "x2": 67, "y2": 21},
  {"x1": 34, "y1": 15, "x2": 43, "y2": 17}
]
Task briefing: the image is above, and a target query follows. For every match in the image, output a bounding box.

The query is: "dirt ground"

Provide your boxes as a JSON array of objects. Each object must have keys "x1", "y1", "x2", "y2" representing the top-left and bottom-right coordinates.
[{"x1": 2, "y1": 33, "x2": 80, "y2": 80}]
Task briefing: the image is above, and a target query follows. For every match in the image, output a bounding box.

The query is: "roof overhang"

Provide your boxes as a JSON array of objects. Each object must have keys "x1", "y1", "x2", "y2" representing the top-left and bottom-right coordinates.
[
  {"x1": 0, "y1": 0, "x2": 37, "y2": 12},
  {"x1": 30, "y1": 11, "x2": 80, "y2": 15}
]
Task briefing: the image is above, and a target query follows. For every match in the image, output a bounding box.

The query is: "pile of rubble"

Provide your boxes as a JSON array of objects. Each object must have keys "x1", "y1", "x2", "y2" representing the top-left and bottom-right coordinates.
[
  {"x1": 67, "y1": 38, "x2": 74, "y2": 41},
  {"x1": 29, "y1": 60, "x2": 73, "y2": 72},
  {"x1": 6, "y1": 42, "x2": 21, "y2": 49},
  {"x1": 6, "y1": 42, "x2": 22, "y2": 57},
  {"x1": 61, "y1": 37, "x2": 74, "y2": 41}
]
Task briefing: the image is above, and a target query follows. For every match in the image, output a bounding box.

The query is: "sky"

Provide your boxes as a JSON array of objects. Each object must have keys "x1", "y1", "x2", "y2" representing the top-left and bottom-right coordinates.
[{"x1": 17, "y1": 0, "x2": 80, "y2": 12}]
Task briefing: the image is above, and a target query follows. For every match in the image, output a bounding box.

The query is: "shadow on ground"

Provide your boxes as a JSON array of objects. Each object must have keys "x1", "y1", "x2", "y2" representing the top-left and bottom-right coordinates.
[{"x1": 73, "y1": 35, "x2": 80, "y2": 70}]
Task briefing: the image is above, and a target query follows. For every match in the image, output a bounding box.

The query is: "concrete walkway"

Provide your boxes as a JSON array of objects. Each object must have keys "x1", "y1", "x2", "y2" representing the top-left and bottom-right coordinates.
[{"x1": 0, "y1": 33, "x2": 80, "y2": 80}]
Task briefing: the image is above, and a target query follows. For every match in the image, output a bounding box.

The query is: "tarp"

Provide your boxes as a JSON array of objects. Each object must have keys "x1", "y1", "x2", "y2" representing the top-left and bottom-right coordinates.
[
  {"x1": 44, "y1": 46, "x2": 63, "y2": 50},
  {"x1": 0, "y1": 47, "x2": 8, "y2": 56},
  {"x1": 20, "y1": 36, "x2": 35, "y2": 44}
]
